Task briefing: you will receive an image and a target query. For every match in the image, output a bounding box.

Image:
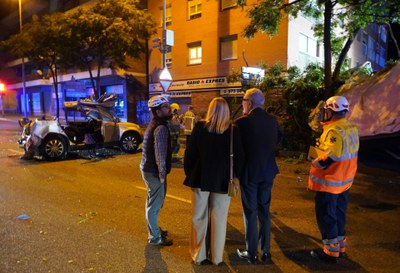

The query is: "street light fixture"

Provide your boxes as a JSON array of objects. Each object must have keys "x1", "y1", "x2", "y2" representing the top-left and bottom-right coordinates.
[
  {"x1": 19, "y1": 0, "x2": 28, "y2": 120},
  {"x1": 159, "y1": 67, "x2": 172, "y2": 93}
]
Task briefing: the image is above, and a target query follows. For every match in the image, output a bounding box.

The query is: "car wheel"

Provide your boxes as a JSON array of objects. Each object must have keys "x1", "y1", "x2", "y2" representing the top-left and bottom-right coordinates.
[
  {"x1": 120, "y1": 132, "x2": 139, "y2": 154},
  {"x1": 40, "y1": 135, "x2": 67, "y2": 161}
]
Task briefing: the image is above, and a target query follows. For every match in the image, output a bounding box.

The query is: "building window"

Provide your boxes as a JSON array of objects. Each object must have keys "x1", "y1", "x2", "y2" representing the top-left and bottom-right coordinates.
[
  {"x1": 298, "y1": 33, "x2": 318, "y2": 70},
  {"x1": 221, "y1": 0, "x2": 237, "y2": 10},
  {"x1": 220, "y1": 35, "x2": 238, "y2": 61},
  {"x1": 379, "y1": 26, "x2": 387, "y2": 43},
  {"x1": 188, "y1": 0, "x2": 201, "y2": 20},
  {"x1": 160, "y1": 4, "x2": 172, "y2": 26},
  {"x1": 188, "y1": 42, "x2": 202, "y2": 65},
  {"x1": 299, "y1": 33, "x2": 318, "y2": 57},
  {"x1": 367, "y1": 37, "x2": 375, "y2": 60}
]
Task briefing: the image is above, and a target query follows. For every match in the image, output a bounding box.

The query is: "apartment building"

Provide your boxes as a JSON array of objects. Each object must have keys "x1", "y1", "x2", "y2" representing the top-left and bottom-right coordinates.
[
  {"x1": 147, "y1": 0, "x2": 389, "y2": 115},
  {"x1": 147, "y1": 0, "x2": 325, "y2": 115},
  {"x1": 348, "y1": 24, "x2": 388, "y2": 71},
  {"x1": 0, "y1": 0, "x2": 389, "y2": 121}
]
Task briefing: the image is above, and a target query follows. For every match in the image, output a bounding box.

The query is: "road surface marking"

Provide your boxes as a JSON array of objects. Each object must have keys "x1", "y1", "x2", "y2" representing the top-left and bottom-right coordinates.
[
  {"x1": 7, "y1": 149, "x2": 24, "y2": 157},
  {"x1": 135, "y1": 186, "x2": 192, "y2": 204}
]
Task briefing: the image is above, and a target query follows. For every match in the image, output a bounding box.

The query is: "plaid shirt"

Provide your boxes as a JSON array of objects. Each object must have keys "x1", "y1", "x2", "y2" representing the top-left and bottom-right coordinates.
[{"x1": 154, "y1": 125, "x2": 169, "y2": 182}]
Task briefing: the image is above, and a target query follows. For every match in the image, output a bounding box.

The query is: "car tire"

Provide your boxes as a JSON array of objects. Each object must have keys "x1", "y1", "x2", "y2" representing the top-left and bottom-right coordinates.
[
  {"x1": 40, "y1": 135, "x2": 67, "y2": 161},
  {"x1": 120, "y1": 132, "x2": 140, "y2": 154}
]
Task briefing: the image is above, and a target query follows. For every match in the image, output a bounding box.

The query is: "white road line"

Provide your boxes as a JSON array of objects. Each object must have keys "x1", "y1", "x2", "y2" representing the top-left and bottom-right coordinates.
[
  {"x1": 135, "y1": 185, "x2": 192, "y2": 204},
  {"x1": 8, "y1": 149, "x2": 23, "y2": 154}
]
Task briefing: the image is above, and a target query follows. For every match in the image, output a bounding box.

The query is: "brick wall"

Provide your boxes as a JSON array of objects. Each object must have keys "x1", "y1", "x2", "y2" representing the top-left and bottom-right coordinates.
[{"x1": 191, "y1": 90, "x2": 220, "y2": 119}]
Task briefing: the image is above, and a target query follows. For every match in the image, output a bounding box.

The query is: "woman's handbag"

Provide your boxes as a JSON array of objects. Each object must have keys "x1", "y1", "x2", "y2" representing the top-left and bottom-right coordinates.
[
  {"x1": 228, "y1": 177, "x2": 240, "y2": 197},
  {"x1": 228, "y1": 125, "x2": 240, "y2": 197}
]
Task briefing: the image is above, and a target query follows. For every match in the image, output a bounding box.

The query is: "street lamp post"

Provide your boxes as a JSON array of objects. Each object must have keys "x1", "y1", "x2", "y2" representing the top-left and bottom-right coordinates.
[
  {"x1": 162, "y1": 0, "x2": 167, "y2": 68},
  {"x1": 19, "y1": 0, "x2": 28, "y2": 120},
  {"x1": 158, "y1": 0, "x2": 174, "y2": 94}
]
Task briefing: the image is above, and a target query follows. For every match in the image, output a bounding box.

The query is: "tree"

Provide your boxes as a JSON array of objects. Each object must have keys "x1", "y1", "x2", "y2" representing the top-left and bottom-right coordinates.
[
  {"x1": 1, "y1": 0, "x2": 156, "y2": 117},
  {"x1": 64, "y1": 0, "x2": 156, "y2": 97},
  {"x1": 232, "y1": 61, "x2": 325, "y2": 150},
  {"x1": 1, "y1": 13, "x2": 69, "y2": 118},
  {"x1": 238, "y1": 0, "x2": 400, "y2": 98}
]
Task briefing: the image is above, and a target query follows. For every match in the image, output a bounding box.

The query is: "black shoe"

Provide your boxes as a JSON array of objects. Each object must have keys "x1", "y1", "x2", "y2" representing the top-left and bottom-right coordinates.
[
  {"x1": 310, "y1": 249, "x2": 338, "y2": 264},
  {"x1": 193, "y1": 259, "x2": 212, "y2": 266},
  {"x1": 237, "y1": 249, "x2": 257, "y2": 264},
  {"x1": 261, "y1": 252, "x2": 272, "y2": 263},
  {"x1": 148, "y1": 236, "x2": 173, "y2": 246}
]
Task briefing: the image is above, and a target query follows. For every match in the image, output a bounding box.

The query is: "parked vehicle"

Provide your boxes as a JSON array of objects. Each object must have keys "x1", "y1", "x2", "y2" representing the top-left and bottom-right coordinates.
[{"x1": 19, "y1": 94, "x2": 143, "y2": 161}]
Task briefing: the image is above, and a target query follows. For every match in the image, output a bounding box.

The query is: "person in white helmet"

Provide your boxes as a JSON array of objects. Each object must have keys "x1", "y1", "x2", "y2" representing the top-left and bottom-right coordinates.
[
  {"x1": 140, "y1": 95, "x2": 173, "y2": 246},
  {"x1": 308, "y1": 95, "x2": 359, "y2": 263},
  {"x1": 168, "y1": 103, "x2": 182, "y2": 162}
]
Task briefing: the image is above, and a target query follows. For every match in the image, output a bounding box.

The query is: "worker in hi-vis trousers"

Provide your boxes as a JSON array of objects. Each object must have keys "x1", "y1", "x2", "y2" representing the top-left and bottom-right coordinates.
[{"x1": 308, "y1": 96, "x2": 359, "y2": 264}]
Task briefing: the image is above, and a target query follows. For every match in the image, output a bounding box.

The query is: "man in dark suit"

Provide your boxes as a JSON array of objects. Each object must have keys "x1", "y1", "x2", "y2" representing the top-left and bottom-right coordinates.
[{"x1": 235, "y1": 88, "x2": 281, "y2": 264}]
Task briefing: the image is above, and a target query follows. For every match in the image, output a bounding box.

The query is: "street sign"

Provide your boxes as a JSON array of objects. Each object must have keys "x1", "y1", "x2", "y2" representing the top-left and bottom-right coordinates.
[
  {"x1": 159, "y1": 80, "x2": 172, "y2": 93},
  {"x1": 159, "y1": 67, "x2": 172, "y2": 93}
]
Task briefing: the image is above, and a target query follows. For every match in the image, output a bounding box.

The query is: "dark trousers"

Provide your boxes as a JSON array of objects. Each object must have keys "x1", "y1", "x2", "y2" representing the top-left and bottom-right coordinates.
[
  {"x1": 185, "y1": 135, "x2": 191, "y2": 146},
  {"x1": 240, "y1": 180, "x2": 273, "y2": 257},
  {"x1": 315, "y1": 190, "x2": 349, "y2": 240}
]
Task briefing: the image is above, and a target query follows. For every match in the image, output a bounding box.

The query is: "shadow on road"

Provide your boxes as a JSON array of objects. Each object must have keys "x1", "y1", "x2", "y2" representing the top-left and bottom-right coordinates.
[
  {"x1": 142, "y1": 244, "x2": 169, "y2": 273},
  {"x1": 224, "y1": 223, "x2": 284, "y2": 272},
  {"x1": 271, "y1": 215, "x2": 369, "y2": 272}
]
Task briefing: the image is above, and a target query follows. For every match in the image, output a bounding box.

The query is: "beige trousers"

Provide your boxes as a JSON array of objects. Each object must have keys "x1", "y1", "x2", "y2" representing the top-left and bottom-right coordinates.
[{"x1": 190, "y1": 188, "x2": 231, "y2": 265}]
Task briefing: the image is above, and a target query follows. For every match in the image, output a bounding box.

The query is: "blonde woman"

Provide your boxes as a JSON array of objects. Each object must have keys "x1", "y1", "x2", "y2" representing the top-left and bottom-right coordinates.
[{"x1": 184, "y1": 97, "x2": 244, "y2": 266}]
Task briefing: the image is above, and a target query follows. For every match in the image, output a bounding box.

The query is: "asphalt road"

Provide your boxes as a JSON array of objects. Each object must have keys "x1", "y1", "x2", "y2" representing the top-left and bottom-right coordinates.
[{"x1": 0, "y1": 117, "x2": 399, "y2": 273}]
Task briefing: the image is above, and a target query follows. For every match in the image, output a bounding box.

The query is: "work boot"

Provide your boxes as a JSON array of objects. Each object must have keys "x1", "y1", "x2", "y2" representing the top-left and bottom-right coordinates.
[{"x1": 310, "y1": 249, "x2": 338, "y2": 264}]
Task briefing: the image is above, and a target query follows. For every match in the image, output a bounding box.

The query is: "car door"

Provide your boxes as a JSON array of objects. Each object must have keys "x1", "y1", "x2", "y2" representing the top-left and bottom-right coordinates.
[{"x1": 102, "y1": 119, "x2": 119, "y2": 143}]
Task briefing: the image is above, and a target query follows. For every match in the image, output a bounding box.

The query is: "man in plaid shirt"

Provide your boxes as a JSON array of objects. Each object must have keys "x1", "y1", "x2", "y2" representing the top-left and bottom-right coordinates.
[{"x1": 140, "y1": 95, "x2": 173, "y2": 246}]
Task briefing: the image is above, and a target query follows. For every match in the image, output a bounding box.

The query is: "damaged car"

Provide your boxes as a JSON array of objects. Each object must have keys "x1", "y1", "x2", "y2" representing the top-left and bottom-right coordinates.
[{"x1": 19, "y1": 93, "x2": 143, "y2": 161}]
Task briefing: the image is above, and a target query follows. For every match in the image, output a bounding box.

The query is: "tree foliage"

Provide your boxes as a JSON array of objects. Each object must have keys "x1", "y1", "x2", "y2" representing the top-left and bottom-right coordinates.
[
  {"x1": 1, "y1": 0, "x2": 156, "y2": 117},
  {"x1": 238, "y1": 0, "x2": 400, "y2": 98},
  {"x1": 239, "y1": 62, "x2": 325, "y2": 151},
  {"x1": 1, "y1": 13, "x2": 69, "y2": 118},
  {"x1": 64, "y1": 0, "x2": 156, "y2": 97}
]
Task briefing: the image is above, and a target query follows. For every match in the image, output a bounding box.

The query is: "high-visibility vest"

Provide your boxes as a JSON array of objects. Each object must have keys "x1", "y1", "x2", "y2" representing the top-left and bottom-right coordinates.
[
  {"x1": 183, "y1": 110, "x2": 196, "y2": 135},
  {"x1": 308, "y1": 118, "x2": 359, "y2": 194}
]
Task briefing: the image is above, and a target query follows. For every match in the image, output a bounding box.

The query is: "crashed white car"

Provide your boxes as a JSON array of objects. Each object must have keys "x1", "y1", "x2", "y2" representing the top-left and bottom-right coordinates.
[{"x1": 20, "y1": 94, "x2": 143, "y2": 161}]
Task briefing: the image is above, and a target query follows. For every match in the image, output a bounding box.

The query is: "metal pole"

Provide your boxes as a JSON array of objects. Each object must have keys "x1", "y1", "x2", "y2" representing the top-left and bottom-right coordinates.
[
  {"x1": 19, "y1": 0, "x2": 28, "y2": 120},
  {"x1": 162, "y1": 0, "x2": 166, "y2": 69},
  {"x1": 0, "y1": 94, "x2": 4, "y2": 117}
]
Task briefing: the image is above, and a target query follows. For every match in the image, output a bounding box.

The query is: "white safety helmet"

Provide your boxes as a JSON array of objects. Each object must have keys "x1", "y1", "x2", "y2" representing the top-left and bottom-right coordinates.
[
  {"x1": 170, "y1": 103, "x2": 180, "y2": 112},
  {"x1": 324, "y1": 96, "x2": 350, "y2": 112},
  {"x1": 148, "y1": 95, "x2": 169, "y2": 109}
]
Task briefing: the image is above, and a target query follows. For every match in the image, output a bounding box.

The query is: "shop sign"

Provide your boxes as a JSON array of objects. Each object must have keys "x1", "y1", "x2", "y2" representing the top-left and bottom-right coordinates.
[
  {"x1": 220, "y1": 89, "x2": 244, "y2": 96},
  {"x1": 150, "y1": 77, "x2": 240, "y2": 92},
  {"x1": 64, "y1": 81, "x2": 86, "y2": 92}
]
